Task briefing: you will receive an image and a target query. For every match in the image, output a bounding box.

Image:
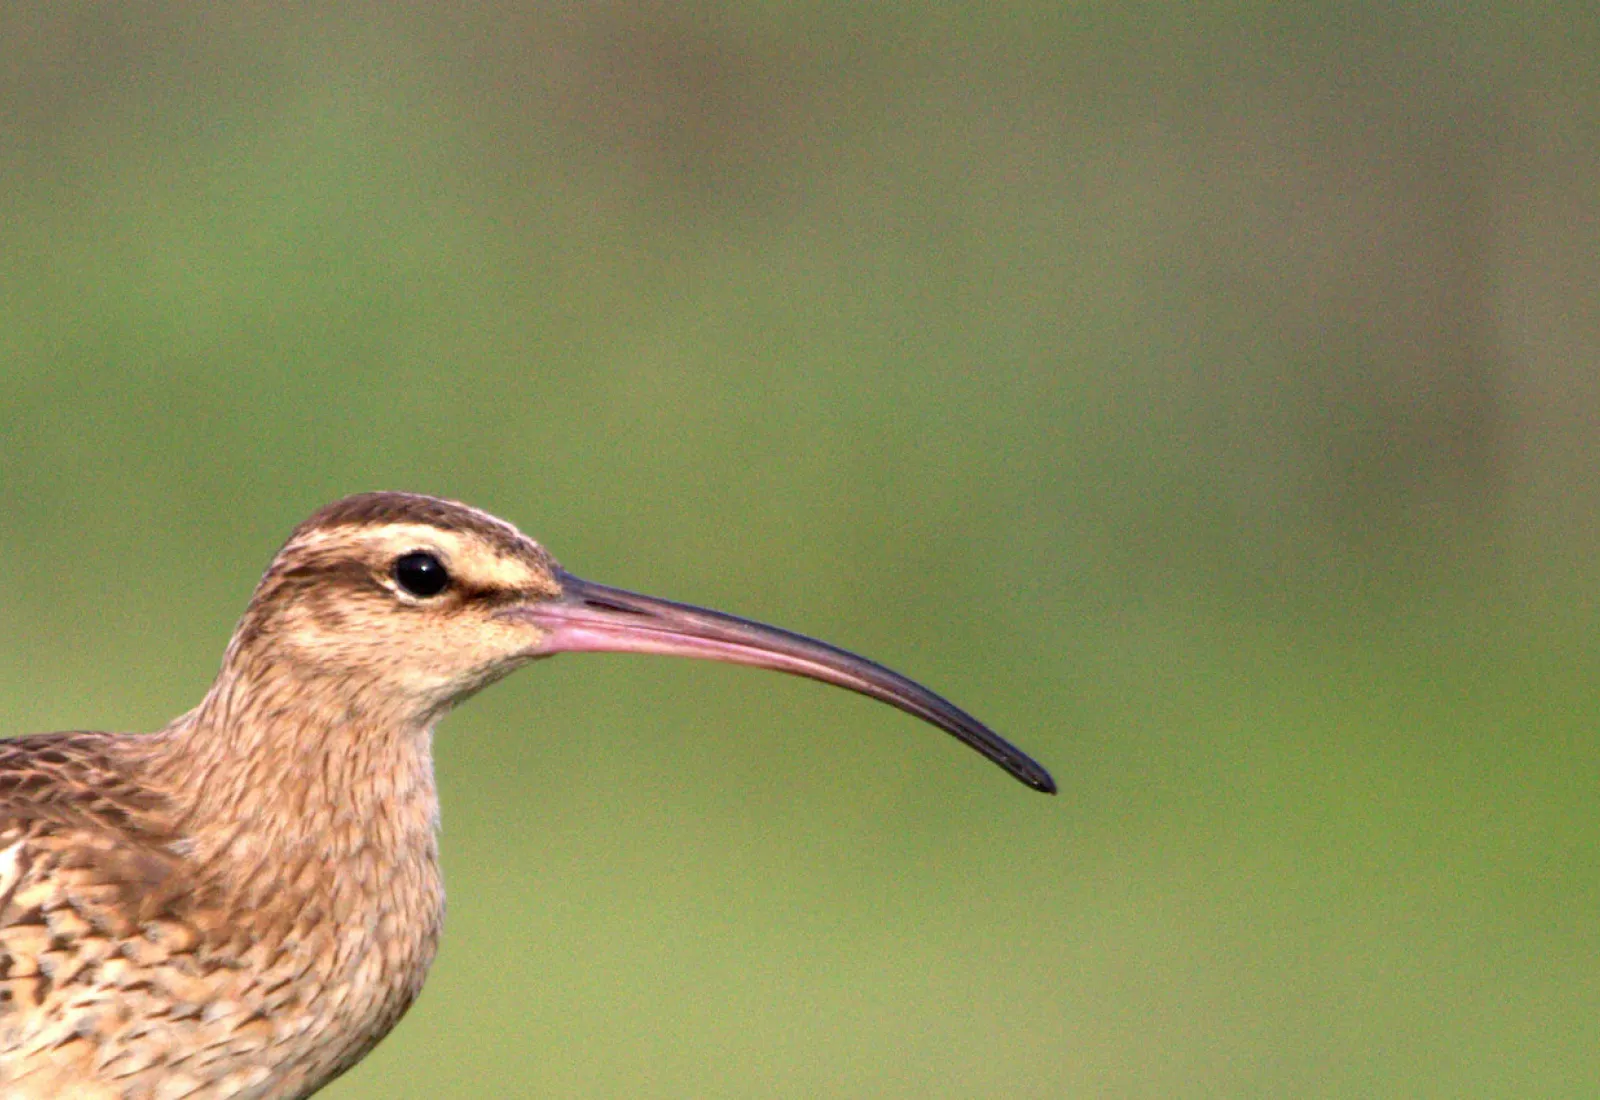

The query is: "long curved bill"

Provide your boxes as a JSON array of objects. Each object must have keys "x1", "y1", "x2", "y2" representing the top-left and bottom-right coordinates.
[{"x1": 515, "y1": 569, "x2": 1055, "y2": 794}]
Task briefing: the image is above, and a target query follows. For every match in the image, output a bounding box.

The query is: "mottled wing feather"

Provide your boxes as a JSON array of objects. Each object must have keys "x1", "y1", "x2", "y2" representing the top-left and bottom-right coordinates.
[
  {"x1": 0, "y1": 732, "x2": 195, "y2": 1095},
  {"x1": 0, "y1": 824, "x2": 181, "y2": 1093},
  {"x1": 0, "y1": 731, "x2": 432, "y2": 1100}
]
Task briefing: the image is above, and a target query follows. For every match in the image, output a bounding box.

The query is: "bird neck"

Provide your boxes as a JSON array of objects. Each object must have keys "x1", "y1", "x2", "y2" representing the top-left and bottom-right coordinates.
[
  {"x1": 130, "y1": 643, "x2": 449, "y2": 1069},
  {"x1": 146, "y1": 645, "x2": 443, "y2": 878}
]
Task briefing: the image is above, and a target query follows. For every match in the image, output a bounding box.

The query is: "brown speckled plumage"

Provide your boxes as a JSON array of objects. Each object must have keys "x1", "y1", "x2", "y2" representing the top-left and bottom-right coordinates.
[
  {"x1": 0, "y1": 494, "x2": 501, "y2": 1097},
  {"x1": 0, "y1": 492, "x2": 1052, "y2": 1098}
]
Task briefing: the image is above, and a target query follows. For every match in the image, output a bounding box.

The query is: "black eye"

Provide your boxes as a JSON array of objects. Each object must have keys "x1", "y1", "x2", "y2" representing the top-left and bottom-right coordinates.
[{"x1": 394, "y1": 551, "x2": 450, "y2": 598}]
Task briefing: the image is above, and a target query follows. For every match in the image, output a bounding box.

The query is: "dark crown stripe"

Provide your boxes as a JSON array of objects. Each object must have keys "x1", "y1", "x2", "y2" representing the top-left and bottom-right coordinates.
[{"x1": 293, "y1": 493, "x2": 536, "y2": 563}]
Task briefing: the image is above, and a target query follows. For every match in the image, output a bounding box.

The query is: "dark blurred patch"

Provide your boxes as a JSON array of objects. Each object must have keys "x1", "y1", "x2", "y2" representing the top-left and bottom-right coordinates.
[
  {"x1": 436, "y1": 2, "x2": 834, "y2": 221},
  {"x1": 0, "y1": 4, "x2": 286, "y2": 157}
]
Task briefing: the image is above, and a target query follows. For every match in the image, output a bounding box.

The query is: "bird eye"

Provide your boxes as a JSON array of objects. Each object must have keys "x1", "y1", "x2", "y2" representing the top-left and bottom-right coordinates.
[{"x1": 394, "y1": 551, "x2": 451, "y2": 598}]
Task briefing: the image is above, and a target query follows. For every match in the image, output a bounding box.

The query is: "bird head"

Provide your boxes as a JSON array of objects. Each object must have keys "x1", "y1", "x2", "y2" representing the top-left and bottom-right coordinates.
[{"x1": 232, "y1": 492, "x2": 1053, "y2": 793}]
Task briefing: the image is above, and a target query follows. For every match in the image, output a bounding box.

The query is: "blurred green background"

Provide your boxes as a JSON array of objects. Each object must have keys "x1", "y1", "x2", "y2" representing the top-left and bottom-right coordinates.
[{"x1": 2, "y1": 4, "x2": 1597, "y2": 1096}]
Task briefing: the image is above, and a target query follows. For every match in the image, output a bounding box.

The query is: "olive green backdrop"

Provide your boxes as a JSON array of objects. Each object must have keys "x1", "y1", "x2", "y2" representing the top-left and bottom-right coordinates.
[{"x1": 2, "y1": 5, "x2": 1596, "y2": 1097}]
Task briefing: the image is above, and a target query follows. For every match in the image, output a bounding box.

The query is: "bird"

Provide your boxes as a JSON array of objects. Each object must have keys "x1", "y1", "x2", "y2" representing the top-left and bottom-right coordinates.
[{"x1": 0, "y1": 491, "x2": 1052, "y2": 1098}]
